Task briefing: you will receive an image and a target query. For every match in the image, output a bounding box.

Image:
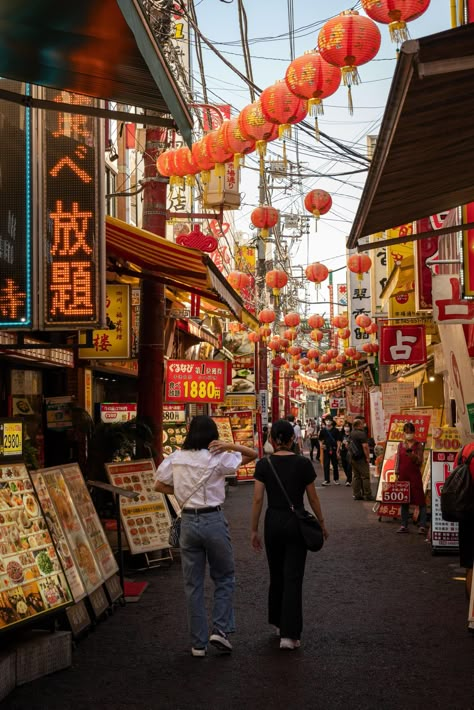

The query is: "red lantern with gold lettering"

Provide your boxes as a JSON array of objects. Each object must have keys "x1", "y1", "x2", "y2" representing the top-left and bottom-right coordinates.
[
  {"x1": 286, "y1": 50, "x2": 341, "y2": 116},
  {"x1": 306, "y1": 262, "x2": 329, "y2": 286},
  {"x1": 228, "y1": 270, "x2": 251, "y2": 292},
  {"x1": 260, "y1": 80, "x2": 308, "y2": 138},
  {"x1": 318, "y1": 10, "x2": 381, "y2": 112},
  {"x1": 347, "y1": 253, "x2": 372, "y2": 281},
  {"x1": 338, "y1": 327, "x2": 351, "y2": 341},
  {"x1": 259, "y1": 325, "x2": 272, "y2": 342},
  {"x1": 251, "y1": 205, "x2": 279, "y2": 239},
  {"x1": 238, "y1": 102, "x2": 279, "y2": 173},
  {"x1": 304, "y1": 189, "x2": 332, "y2": 219},
  {"x1": 266, "y1": 269, "x2": 288, "y2": 300},
  {"x1": 332, "y1": 314, "x2": 349, "y2": 329},
  {"x1": 310, "y1": 329, "x2": 324, "y2": 343},
  {"x1": 221, "y1": 117, "x2": 255, "y2": 169},
  {"x1": 174, "y1": 146, "x2": 200, "y2": 187},
  {"x1": 191, "y1": 138, "x2": 215, "y2": 186},
  {"x1": 206, "y1": 128, "x2": 234, "y2": 178},
  {"x1": 361, "y1": 0, "x2": 430, "y2": 43},
  {"x1": 355, "y1": 314, "x2": 372, "y2": 331}
]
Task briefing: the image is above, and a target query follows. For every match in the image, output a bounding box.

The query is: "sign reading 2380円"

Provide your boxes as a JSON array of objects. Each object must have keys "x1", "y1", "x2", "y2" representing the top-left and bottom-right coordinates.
[{"x1": 165, "y1": 360, "x2": 226, "y2": 403}]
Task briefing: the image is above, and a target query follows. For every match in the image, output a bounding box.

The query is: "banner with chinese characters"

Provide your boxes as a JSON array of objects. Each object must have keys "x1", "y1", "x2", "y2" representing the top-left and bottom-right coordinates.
[
  {"x1": 386, "y1": 225, "x2": 416, "y2": 319},
  {"x1": 432, "y1": 274, "x2": 474, "y2": 323},
  {"x1": 430, "y1": 427, "x2": 462, "y2": 551},
  {"x1": 165, "y1": 360, "x2": 226, "y2": 404},
  {"x1": 380, "y1": 325, "x2": 426, "y2": 365},
  {"x1": 369, "y1": 232, "x2": 388, "y2": 318},
  {"x1": 41, "y1": 89, "x2": 104, "y2": 328},
  {"x1": 0, "y1": 80, "x2": 33, "y2": 329},
  {"x1": 79, "y1": 285, "x2": 130, "y2": 359},
  {"x1": 348, "y1": 242, "x2": 370, "y2": 347},
  {"x1": 414, "y1": 217, "x2": 439, "y2": 311},
  {"x1": 336, "y1": 284, "x2": 347, "y2": 313},
  {"x1": 234, "y1": 243, "x2": 256, "y2": 313}
]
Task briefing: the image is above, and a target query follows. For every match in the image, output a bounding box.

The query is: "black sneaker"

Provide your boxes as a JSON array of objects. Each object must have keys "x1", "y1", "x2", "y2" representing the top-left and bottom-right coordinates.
[{"x1": 210, "y1": 628, "x2": 232, "y2": 654}]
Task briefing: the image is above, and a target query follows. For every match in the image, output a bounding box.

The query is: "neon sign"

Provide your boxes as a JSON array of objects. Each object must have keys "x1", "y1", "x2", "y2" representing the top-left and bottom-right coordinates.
[
  {"x1": 0, "y1": 80, "x2": 32, "y2": 328},
  {"x1": 42, "y1": 90, "x2": 102, "y2": 327}
]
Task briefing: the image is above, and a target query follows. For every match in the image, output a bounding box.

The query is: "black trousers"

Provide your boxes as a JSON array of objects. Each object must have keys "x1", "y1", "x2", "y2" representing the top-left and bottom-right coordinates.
[
  {"x1": 310, "y1": 437, "x2": 320, "y2": 460},
  {"x1": 323, "y1": 448, "x2": 339, "y2": 482},
  {"x1": 341, "y1": 450, "x2": 352, "y2": 482},
  {"x1": 264, "y1": 508, "x2": 307, "y2": 640}
]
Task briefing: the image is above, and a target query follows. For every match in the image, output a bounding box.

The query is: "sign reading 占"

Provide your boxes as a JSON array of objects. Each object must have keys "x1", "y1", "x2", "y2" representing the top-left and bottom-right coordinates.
[
  {"x1": 42, "y1": 90, "x2": 103, "y2": 328},
  {"x1": 165, "y1": 360, "x2": 226, "y2": 403}
]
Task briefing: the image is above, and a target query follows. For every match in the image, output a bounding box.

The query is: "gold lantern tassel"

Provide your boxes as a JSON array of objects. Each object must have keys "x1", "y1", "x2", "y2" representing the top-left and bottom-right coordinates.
[
  {"x1": 389, "y1": 20, "x2": 409, "y2": 43},
  {"x1": 342, "y1": 61, "x2": 360, "y2": 87},
  {"x1": 278, "y1": 123, "x2": 292, "y2": 139},
  {"x1": 314, "y1": 117, "x2": 320, "y2": 141},
  {"x1": 256, "y1": 140, "x2": 267, "y2": 176},
  {"x1": 347, "y1": 84, "x2": 354, "y2": 116},
  {"x1": 186, "y1": 174, "x2": 196, "y2": 187},
  {"x1": 261, "y1": 227, "x2": 269, "y2": 239},
  {"x1": 215, "y1": 163, "x2": 226, "y2": 178},
  {"x1": 234, "y1": 152, "x2": 243, "y2": 169},
  {"x1": 282, "y1": 139, "x2": 288, "y2": 170}
]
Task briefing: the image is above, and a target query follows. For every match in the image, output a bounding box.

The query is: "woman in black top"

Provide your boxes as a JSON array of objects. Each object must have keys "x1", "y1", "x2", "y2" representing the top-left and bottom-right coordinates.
[{"x1": 251, "y1": 419, "x2": 328, "y2": 650}]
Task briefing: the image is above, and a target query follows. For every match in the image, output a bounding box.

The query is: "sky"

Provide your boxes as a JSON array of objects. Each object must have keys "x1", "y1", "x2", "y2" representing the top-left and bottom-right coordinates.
[{"x1": 189, "y1": 0, "x2": 450, "y2": 311}]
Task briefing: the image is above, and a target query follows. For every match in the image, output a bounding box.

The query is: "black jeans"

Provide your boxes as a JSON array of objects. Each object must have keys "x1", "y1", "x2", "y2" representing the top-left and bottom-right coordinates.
[
  {"x1": 341, "y1": 449, "x2": 352, "y2": 483},
  {"x1": 323, "y1": 448, "x2": 339, "y2": 482},
  {"x1": 310, "y1": 437, "x2": 320, "y2": 460},
  {"x1": 264, "y1": 508, "x2": 307, "y2": 640}
]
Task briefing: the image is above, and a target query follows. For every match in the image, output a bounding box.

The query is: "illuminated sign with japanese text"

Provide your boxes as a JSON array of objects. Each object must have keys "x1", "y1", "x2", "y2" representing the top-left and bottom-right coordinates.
[
  {"x1": 79, "y1": 285, "x2": 130, "y2": 359},
  {"x1": 42, "y1": 90, "x2": 103, "y2": 327},
  {"x1": 0, "y1": 80, "x2": 32, "y2": 328},
  {"x1": 165, "y1": 360, "x2": 226, "y2": 403}
]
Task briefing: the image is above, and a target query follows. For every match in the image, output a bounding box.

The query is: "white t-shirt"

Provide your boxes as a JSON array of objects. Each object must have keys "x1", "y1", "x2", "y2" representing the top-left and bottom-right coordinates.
[
  {"x1": 155, "y1": 448, "x2": 242, "y2": 508},
  {"x1": 293, "y1": 424, "x2": 302, "y2": 439}
]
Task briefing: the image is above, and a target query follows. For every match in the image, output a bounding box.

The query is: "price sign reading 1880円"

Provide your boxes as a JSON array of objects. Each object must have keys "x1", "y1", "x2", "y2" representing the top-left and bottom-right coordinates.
[{"x1": 165, "y1": 360, "x2": 226, "y2": 404}]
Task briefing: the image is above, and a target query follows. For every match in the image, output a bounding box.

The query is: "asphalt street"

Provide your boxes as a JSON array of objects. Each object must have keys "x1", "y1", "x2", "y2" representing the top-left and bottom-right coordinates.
[{"x1": 4, "y1": 461, "x2": 474, "y2": 710}]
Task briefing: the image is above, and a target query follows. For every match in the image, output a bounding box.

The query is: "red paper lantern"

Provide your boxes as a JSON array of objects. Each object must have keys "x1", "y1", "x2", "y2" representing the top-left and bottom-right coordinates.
[
  {"x1": 260, "y1": 80, "x2": 308, "y2": 138},
  {"x1": 332, "y1": 314, "x2": 349, "y2": 329},
  {"x1": 361, "y1": 0, "x2": 431, "y2": 42},
  {"x1": 336, "y1": 354, "x2": 347, "y2": 364},
  {"x1": 238, "y1": 102, "x2": 279, "y2": 164},
  {"x1": 156, "y1": 150, "x2": 176, "y2": 178},
  {"x1": 338, "y1": 328, "x2": 351, "y2": 340},
  {"x1": 206, "y1": 128, "x2": 234, "y2": 178},
  {"x1": 259, "y1": 325, "x2": 272, "y2": 342},
  {"x1": 285, "y1": 50, "x2": 342, "y2": 116},
  {"x1": 251, "y1": 205, "x2": 279, "y2": 239},
  {"x1": 268, "y1": 338, "x2": 282, "y2": 352},
  {"x1": 247, "y1": 331, "x2": 260, "y2": 344},
  {"x1": 352, "y1": 351, "x2": 362, "y2": 361},
  {"x1": 280, "y1": 338, "x2": 290, "y2": 351},
  {"x1": 327, "y1": 348, "x2": 339, "y2": 359},
  {"x1": 355, "y1": 314, "x2": 372, "y2": 330},
  {"x1": 347, "y1": 253, "x2": 372, "y2": 281},
  {"x1": 174, "y1": 146, "x2": 200, "y2": 186},
  {"x1": 318, "y1": 10, "x2": 381, "y2": 112},
  {"x1": 300, "y1": 357, "x2": 310, "y2": 367},
  {"x1": 228, "y1": 270, "x2": 251, "y2": 291},
  {"x1": 304, "y1": 190, "x2": 332, "y2": 219},
  {"x1": 320, "y1": 354, "x2": 330, "y2": 364},
  {"x1": 345, "y1": 346, "x2": 357, "y2": 358},
  {"x1": 362, "y1": 342, "x2": 372, "y2": 354},
  {"x1": 306, "y1": 263, "x2": 329, "y2": 286},
  {"x1": 310, "y1": 329, "x2": 324, "y2": 343},
  {"x1": 284, "y1": 312, "x2": 301, "y2": 329},
  {"x1": 266, "y1": 269, "x2": 288, "y2": 298},
  {"x1": 307, "y1": 348, "x2": 320, "y2": 361},
  {"x1": 308, "y1": 314, "x2": 325, "y2": 329},
  {"x1": 221, "y1": 117, "x2": 256, "y2": 168},
  {"x1": 272, "y1": 355, "x2": 286, "y2": 367},
  {"x1": 283, "y1": 329, "x2": 296, "y2": 342},
  {"x1": 191, "y1": 138, "x2": 215, "y2": 186},
  {"x1": 365, "y1": 322, "x2": 378, "y2": 335},
  {"x1": 258, "y1": 308, "x2": 276, "y2": 324},
  {"x1": 371, "y1": 342, "x2": 379, "y2": 354},
  {"x1": 228, "y1": 321, "x2": 241, "y2": 334}
]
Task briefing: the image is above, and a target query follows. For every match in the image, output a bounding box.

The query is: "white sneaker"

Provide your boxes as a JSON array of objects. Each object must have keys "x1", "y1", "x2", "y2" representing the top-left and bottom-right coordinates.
[
  {"x1": 333, "y1": 481, "x2": 340, "y2": 485},
  {"x1": 210, "y1": 628, "x2": 232, "y2": 653},
  {"x1": 321, "y1": 481, "x2": 330, "y2": 486},
  {"x1": 280, "y1": 638, "x2": 301, "y2": 650},
  {"x1": 345, "y1": 482, "x2": 351, "y2": 487},
  {"x1": 191, "y1": 647, "x2": 206, "y2": 657}
]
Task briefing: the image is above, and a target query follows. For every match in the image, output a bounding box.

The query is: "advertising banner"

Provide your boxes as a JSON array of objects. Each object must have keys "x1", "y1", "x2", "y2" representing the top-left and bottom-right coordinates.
[
  {"x1": 386, "y1": 225, "x2": 416, "y2": 319},
  {"x1": 430, "y1": 427, "x2": 462, "y2": 551},
  {"x1": 105, "y1": 460, "x2": 171, "y2": 554},
  {"x1": 381, "y1": 382, "x2": 414, "y2": 432},
  {"x1": 414, "y1": 217, "x2": 439, "y2": 311},
  {"x1": 380, "y1": 325, "x2": 427, "y2": 365},
  {"x1": 165, "y1": 360, "x2": 226, "y2": 404},
  {"x1": 100, "y1": 403, "x2": 137, "y2": 424},
  {"x1": 438, "y1": 323, "x2": 474, "y2": 440},
  {"x1": 0, "y1": 420, "x2": 23, "y2": 460},
  {"x1": 0, "y1": 462, "x2": 72, "y2": 631},
  {"x1": 79, "y1": 285, "x2": 130, "y2": 359},
  {"x1": 387, "y1": 414, "x2": 431, "y2": 443}
]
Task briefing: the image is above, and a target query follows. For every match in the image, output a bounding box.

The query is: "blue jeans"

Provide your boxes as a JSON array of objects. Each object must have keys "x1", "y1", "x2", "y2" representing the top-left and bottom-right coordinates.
[
  {"x1": 401, "y1": 504, "x2": 427, "y2": 528},
  {"x1": 180, "y1": 510, "x2": 235, "y2": 649}
]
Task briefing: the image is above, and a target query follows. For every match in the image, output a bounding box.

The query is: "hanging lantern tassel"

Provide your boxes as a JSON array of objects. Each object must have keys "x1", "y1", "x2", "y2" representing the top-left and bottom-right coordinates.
[
  {"x1": 278, "y1": 123, "x2": 292, "y2": 140},
  {"x1": 234, "y1": 152, "x2": 244, "y2": 169},
  {"x1": 389, "y1": 19, "x2": 409, "y2": 44},
  {"x1": 215, "y1": 163, "x2": 226, "y2": 179},
  {"x1": 282, "y1": 139, "x2": 288, "y2": 170},
  {"x1": 347, "y1": 84, "x2": 354, "y2": 116},
  {"x1": 273, "y1": 287, "x2": 280, "y2": 305},
  {"x1": 260, "y1": 227, "x2": 269, "y2": 239},
  {"x1": 186, "y1": 175, "x2": 196, "y2": 187},
  {"x1": 256, "y1": 140, "x2": 267, "y2": 176}
]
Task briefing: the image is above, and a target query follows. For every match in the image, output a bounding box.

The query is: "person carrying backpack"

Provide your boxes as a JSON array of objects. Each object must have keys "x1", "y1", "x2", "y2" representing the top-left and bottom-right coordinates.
[{"x1": 448, "y1": 443, "x2": 474, "y2": 601}]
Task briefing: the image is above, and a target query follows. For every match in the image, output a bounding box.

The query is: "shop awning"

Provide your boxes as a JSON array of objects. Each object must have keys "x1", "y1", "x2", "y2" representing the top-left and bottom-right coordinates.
[
  {"x1": 0, "y1": 0, "x2": 193, "y2": 143},
  {"x1": 106, "y1": 216, "x2": 259, "y2": 327},
  {"x1": 347, "y1": 23, "x2": 474, "y2": 249}
]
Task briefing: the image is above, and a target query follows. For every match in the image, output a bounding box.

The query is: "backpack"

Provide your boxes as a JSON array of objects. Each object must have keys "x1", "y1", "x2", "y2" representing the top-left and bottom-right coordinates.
[
  {"x1": 440, "y1": 449, "x2": 474, "y2": 523},
  {"x1": 348, "y1": 435, "x2": 364, "y2": 460}
]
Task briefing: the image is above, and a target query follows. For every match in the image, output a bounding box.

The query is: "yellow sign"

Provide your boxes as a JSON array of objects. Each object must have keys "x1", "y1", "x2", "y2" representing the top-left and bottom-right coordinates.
[
  {"x1": 387, "y1": 225, "x2": 416, "y2": 320},
  {"x1": 2, "y1": 421, "x2": 22, "y2": 457},
  {"x1": 224, "y1": 395, "x2": 257, "y2": 409},
  {"x1": 79, "y1": 285, "x2": 130, "y2": 359}
]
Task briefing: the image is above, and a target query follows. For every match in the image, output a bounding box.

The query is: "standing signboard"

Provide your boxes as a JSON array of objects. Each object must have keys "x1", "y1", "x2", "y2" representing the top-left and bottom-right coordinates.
[
  {"x1": 105, "y1": 460, "x2": 171, "y2": 554},
  {"x1": 430, "y1": 427, "x2": 462, "y2": 552}
]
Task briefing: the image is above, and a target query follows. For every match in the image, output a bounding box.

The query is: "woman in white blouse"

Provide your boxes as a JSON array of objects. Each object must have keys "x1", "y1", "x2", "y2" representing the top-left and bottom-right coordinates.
[{"x1": 154, "y1": 415, "x2": 256, "y2": 657}]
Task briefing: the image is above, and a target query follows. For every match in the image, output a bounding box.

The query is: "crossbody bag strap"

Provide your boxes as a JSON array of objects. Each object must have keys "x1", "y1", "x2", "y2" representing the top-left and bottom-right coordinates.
[
  {"x1": 175, "y1": 465, "x2": 217, "y2": 515},
  {"x1": 266, "y1": 456, "x2": 295, "y2": 513}
]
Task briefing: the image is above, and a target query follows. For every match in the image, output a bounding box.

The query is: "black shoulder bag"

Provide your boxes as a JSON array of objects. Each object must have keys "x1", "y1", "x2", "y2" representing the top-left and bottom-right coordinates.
[{"x1": 267, "y1": 457, "x2": 324, "y2": 552}]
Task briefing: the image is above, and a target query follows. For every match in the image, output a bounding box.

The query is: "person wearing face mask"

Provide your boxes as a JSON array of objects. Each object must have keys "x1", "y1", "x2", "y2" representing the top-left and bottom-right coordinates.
[
  {"x1": 319, "y1": 417, "x2": 341, "y2": 486},
  {"x1": 395, "y1": 421, "x2": 427, "y2": 535},
  {"x1": 338, "y1": 421, "x2": 353, "y2": 487}
]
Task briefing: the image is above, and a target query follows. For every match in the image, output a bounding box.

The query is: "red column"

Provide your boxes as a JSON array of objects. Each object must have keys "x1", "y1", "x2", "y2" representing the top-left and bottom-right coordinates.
[
  {"x1": 137, "y1": 128, "x2": 167, "y2": 462},
  {"x1": 272, "y1": 366, "x2": 280, "y2": 423}
]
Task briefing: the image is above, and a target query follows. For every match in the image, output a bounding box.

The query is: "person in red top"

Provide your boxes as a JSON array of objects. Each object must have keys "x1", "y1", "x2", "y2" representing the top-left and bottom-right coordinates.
[
  {"x1": 455, "y1": 442, "x2": 474, "y2": 600},
  {"x1": 395, "y1": 422, "x2": 427, "y2": 535}
]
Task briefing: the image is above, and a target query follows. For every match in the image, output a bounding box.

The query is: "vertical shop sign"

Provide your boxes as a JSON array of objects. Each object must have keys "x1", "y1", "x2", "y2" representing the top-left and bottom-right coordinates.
[
  {"x1": 386, "y1": 225, "x2": 416, "y2": 319},
  {"x1": 79, "y1": 285, "x2": 130, "y2": 359},
  {"x1": 348, "y1": 239, "x2": 371, "y2": 347},
  {"x1": 336, "y1": 283, "x2": 347, "y2": 313},
  {"x1": 462, "y1": 202, "x2": 474, "y2": 297},
  {"x1": 414, "y1": 216, "x2": 441, "y2": 311},
  {"x1": 438, "y1": 323, "x2": 474, "y2": 441},
  {"x1": 234, "y1": 243, "x2": 256, "y2": 313},
  {"x1": 42, "y1": 90, "x2": 103, "y2": 328},
  {"x1": 369, "y1": 232, "x2": 388, "y2": 317},
  {"x1": 0, "y1": 80, "x2": 32, "y2": 328}
]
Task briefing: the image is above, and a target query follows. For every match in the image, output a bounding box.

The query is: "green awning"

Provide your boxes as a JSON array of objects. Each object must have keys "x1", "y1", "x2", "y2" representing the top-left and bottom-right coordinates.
[{"x1": 0, "y1": 0, "x2": 193, "y2": 144}]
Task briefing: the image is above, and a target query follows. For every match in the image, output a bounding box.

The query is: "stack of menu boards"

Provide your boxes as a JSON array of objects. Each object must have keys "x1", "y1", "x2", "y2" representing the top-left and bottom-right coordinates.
[
  {"x1": 106, "y1": 460, "x2": 172, "y2": 555},
  {"x1": 31, "y1": 465, "x2": 118, "y2": 602},
  {"x1": 0, "y1": 462, "x2": 72, "y2": 632}
]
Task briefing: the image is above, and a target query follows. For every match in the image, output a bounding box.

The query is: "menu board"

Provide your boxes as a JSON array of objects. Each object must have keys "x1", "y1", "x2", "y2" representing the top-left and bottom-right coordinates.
[
  {"x1": 228, "y1": 410, "x2": 256, "y2": 482},
  {"x1": 61, "y1": 465, "x2": 118, "y2": 579},
  {"x1": 105, "y1": 460, "x2": 172, "y2": 554},
  {"x1": 163, "y1": 422, "x2": 188, "y2": 457},
  {"x1": 31, "y1": 468, "x2": 103, "y2": 595},
  {"x1": 431, "y1": 427, "x2": 462, "y2": 551},
  {"x1": 212, "y1": 417, "x2": 234, "y2": 444},
  {"x1": 0, "y1": 462, "x2": 72, "y2": 631},
  {"x1": 31, "y1": 471, "x2": 86, "y2": 602}
]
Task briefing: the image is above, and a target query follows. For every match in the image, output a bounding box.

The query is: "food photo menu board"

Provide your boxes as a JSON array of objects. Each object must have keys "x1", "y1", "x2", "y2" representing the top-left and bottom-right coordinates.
[
  {"x1": 0, "y1": 462, "x2": 72, "y2": 631},
  {"x1": 106, "y1": 460, "x2": 172, "y2": 554},
  {"x1": 31, "y1": 468, "x2": 103, "y2": 595},
  {"x1": 229, "y1": 410, "x2": 256, "y2": 482}
]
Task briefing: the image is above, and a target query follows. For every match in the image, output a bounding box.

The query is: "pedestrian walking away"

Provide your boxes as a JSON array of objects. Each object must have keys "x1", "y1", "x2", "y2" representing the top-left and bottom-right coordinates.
[
  {"x1": 250, "y1": 419, "x2": 328, "y2": 650},
  {"x1": 349, "y1": 419, "x2": 373, "y2": 500},
  {"x1": 319, "y1": 417, "x2": 340, "y2": 485},
  {"x1": 395, "y1": 421, "x2": 427, "y2": 535},
  {"x1": 339, "y1": 421, "x2": 353, "y2": 486},
  {"x1": 154, "y1": 415, "x2": 257, "y2": 657},
  {"x1": 306, "y1": 418, "x2": 320, "y2": 462},
  {"x1": 452, "y1": 442, "x2": 474, "y2": 607}
]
